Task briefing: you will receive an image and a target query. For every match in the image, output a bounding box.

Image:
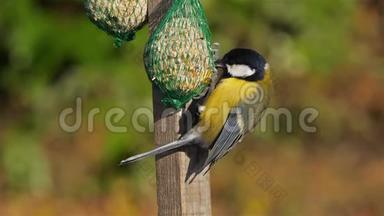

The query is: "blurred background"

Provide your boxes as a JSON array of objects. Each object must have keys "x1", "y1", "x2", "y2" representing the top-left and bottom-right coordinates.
[{"x1": 0, "y1": 0, "x2": 384, "y2": 215}]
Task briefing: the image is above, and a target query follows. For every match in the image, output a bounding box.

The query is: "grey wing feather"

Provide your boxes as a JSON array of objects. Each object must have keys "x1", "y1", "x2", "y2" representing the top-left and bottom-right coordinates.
[
  {"x1": 203, "y1": 108, "x2": 245, "y2": 168},
  {"x1": 202, "y1": 100, "x2": 268, "y2": 172}
]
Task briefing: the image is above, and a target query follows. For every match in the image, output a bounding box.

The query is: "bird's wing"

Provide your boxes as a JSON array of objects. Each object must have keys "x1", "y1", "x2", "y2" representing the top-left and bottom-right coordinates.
[
  {"x1": 202, "y1": 100, "x2": 268, "y2": 172},
  {"x1": 203, "y1": 107, "x2": 246, "y2": 168}
]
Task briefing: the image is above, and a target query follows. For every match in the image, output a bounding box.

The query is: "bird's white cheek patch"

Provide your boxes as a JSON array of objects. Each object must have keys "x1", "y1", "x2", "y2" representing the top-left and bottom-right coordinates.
[
  {"x1": 264, "y1": 63, "x2": 270, "y2": 71},
  {"x1": 227, "y1": 64, "x2": 256, "y2": 77}
]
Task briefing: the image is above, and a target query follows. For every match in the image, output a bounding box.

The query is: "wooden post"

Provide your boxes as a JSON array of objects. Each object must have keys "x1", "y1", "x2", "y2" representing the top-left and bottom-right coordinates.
[{"x1": 148, "y1": 0, "x2": 212, "y2": 215}]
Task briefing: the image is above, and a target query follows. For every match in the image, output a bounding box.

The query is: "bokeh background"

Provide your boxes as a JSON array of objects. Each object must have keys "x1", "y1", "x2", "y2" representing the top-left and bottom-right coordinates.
[{"x1": 1, "y1": 0, "x2": 384, "y2": 215}]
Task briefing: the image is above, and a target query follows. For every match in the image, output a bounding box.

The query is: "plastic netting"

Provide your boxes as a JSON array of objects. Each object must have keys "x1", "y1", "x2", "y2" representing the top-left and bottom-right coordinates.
[
  {"x1": 85, "y1": 0, "x2": 147, "y2": 45},
  {"x1": 144, "y1": 0, "x2": 215, "y2": 109}
]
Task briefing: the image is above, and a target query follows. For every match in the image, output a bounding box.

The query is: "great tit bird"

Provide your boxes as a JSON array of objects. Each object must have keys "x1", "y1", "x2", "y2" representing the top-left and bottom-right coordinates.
[{"x1": 121, "y1": 48, "x2": 272, "y2": 175}]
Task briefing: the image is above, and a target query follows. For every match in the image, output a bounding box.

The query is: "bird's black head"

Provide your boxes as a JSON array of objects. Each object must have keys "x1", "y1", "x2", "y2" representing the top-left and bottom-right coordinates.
[{"x1": 217, "y1": 48, "x2": 268, "y2": 81}]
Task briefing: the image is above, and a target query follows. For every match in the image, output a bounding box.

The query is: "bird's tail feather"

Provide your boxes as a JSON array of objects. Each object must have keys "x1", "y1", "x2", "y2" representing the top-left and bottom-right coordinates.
[{"x1": 120, "y1": 134, "x2": 197, "y2": 165}]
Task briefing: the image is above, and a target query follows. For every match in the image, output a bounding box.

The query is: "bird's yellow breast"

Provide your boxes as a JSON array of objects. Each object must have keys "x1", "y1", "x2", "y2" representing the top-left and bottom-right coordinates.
[
  {"x1": 198, "y1": 78, "x2": 254, "y2": 145},
  {"x1": 198, "y1": 71, "x2": 271, "y2": 146}
]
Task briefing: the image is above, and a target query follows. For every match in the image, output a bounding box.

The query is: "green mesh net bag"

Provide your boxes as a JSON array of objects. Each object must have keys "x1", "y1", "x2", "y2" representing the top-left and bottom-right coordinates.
[
  {"x1": 144, "y1": 0, "x2": 215, "y2": 109},
  {"x1": 85, "y1": 0, "x2": 147, "y2": 45}
]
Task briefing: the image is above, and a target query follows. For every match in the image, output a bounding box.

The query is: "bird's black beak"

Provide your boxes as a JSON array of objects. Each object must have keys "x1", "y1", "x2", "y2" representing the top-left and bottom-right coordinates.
[{"x1": 215, "y1": 59, "x2": 225, "y2": 69}]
